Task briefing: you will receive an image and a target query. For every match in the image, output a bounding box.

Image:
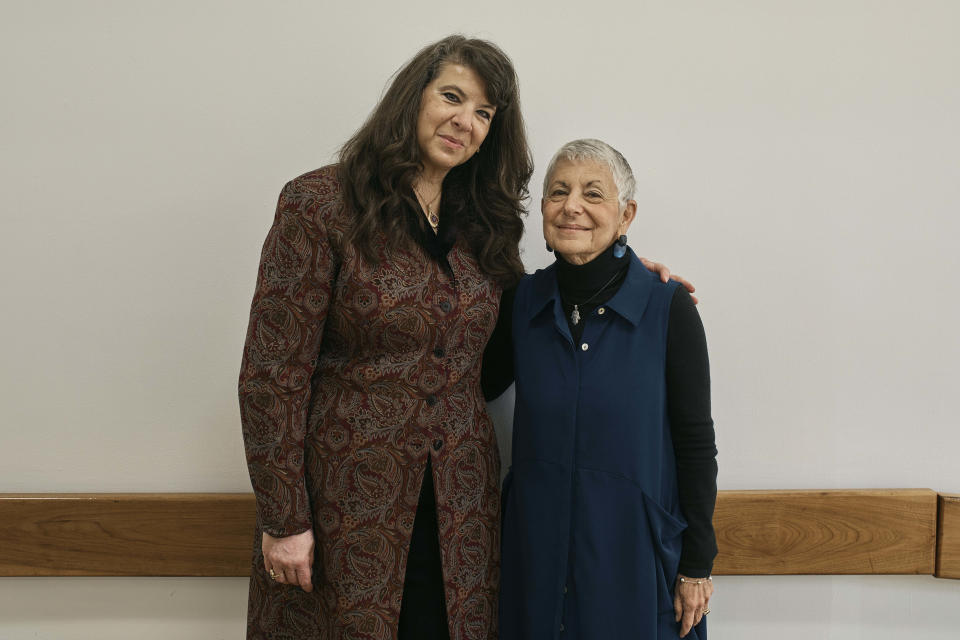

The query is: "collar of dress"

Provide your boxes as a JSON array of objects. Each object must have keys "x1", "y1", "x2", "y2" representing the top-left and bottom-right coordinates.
[{"x1": 527, "y1": 247, "x2": 654, "y2": 329}]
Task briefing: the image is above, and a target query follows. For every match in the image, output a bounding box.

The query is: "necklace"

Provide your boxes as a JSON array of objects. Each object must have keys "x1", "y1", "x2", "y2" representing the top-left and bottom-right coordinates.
[
  {"x1": 413, "y1": 184, "x2": 441, "y2": 232},
  {"x1": 565, "y1": 269, "x2": 624, "y2": 326}
]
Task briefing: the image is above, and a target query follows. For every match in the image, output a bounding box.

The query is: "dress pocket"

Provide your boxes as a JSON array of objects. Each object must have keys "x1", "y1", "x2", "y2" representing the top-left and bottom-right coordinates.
[
  {"x1": 641, "y1": 492, "x2": 686, "y2": 569},
  {"x1": 641, "y1": 492, "x2": 687, "y2": 620}
]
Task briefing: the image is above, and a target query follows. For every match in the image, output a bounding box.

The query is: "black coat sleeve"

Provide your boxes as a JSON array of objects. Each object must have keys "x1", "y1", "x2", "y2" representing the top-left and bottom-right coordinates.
[
  {"x1": 481, "y1": 287, "x2": 516, "y2": 401},
  {"x1": 666, "y1": 286, "x2": 719, "y2": 577}
]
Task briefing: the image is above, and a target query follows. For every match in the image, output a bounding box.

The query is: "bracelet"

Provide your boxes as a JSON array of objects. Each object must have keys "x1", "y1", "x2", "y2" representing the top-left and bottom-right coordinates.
[{"x1": 679, "y1": 576, "x2": 712, "y2": 585}]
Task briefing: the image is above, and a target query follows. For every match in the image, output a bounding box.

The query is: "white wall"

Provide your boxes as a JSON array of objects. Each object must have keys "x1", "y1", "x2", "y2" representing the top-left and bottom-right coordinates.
[{"x1": 2, "y1": 1, "x2": 959, "y2": 637}]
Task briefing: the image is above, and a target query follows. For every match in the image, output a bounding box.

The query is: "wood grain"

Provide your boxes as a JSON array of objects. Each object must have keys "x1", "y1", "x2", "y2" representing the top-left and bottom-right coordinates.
[
  {"x1": 0, "y1": 494, "x2": 255, "y2": 576},
  {"x1": 935, "y1": 493, "x2": 960, "y2": 579},
  {"x1": 712, "y1": 489, "x2": 937, "y2": 575},
  {"x1": 0, "y1": 490, "x2": 944, "y2": 577}
]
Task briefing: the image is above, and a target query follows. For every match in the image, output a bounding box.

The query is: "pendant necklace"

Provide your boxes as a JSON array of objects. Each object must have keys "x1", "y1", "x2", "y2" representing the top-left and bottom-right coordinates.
[
  {"x1": 413, "y1": 184, "x2": 442, "y2": 233},
  {"x1": 567, "y1": 269, "x2": 623, "y2": 326}
]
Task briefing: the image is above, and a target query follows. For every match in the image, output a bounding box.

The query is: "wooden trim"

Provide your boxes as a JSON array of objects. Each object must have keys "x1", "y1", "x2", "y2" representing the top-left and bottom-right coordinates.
[
  {"x1": 935, "y1": 493, "x2": 960, "y2": 579},
  {"x1": 712, "y1": 489, "x2": 937, "y2": 575},
  {"x1": 0, "y1": 489, "x2": 944, "y2": 577},
  {"x1": 0, "y1": 494, "x2": 254, "y2": 576}
]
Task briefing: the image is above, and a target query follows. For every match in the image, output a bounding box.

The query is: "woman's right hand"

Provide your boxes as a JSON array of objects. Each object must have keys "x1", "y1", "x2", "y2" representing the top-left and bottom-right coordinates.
[
  {"x1": 637, "y1": 257, "x2": 699, "y2": 304},
  {"x1": 262, "y1": 528, "x2": 315, "y2": 592}
]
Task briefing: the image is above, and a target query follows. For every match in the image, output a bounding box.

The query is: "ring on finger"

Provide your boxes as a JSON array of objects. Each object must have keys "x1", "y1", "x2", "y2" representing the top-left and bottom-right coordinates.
[
  {"x1": 702, "y1": 608, "x2": 710, "y2": 615},
  {"x1": 269, "y1": 568, "x2": 278, "y2": 581}
]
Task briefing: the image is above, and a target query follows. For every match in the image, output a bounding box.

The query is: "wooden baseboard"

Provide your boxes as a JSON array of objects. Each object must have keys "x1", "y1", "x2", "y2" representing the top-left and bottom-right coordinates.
[
  {"x1": 712, "y1": 489, "x2": 936, "y2": 575},
  {"x1": 0, "y1": 489, "x2": 951, "y2": 578},
  {"x1": 0, "y1": 494, "x2": 254, "y2": 576},
  {"x1": 936, "y1": 493, "x2": 960, "y2": 579}
]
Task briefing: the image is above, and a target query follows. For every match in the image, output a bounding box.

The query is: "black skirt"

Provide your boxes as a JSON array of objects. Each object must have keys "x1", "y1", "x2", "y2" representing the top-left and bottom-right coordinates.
[{"x1": 397, "y1": 457, "x2": 450, "y2": 639}]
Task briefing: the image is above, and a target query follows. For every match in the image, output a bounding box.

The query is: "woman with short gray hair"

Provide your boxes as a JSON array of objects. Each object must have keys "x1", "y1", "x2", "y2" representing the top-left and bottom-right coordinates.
[{"x1": 499, "y1": 139, "x2": 717, "y2": 639}]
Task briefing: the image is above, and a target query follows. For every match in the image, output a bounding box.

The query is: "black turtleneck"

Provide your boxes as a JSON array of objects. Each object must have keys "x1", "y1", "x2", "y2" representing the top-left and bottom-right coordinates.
[
  {"x1": 480, "y1": 244, "x2": 718, "y2": 577},
  {"x1": 556, "y1": 243, "x2": 630, "y2": 343}
]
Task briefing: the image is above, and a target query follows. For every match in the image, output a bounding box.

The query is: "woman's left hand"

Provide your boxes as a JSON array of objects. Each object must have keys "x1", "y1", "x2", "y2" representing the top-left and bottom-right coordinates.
[
  {"x1": 639, "y1": 257, "x2": 698, "y2": 304},
  {"x1": 674, "y1": 574, "x2": 713, "y2": 637}
]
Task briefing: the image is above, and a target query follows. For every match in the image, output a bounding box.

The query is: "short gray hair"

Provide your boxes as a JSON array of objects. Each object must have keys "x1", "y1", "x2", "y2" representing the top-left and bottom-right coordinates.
[{"x1": 542, "y1": 138, "x2": 636, "y2": 208}]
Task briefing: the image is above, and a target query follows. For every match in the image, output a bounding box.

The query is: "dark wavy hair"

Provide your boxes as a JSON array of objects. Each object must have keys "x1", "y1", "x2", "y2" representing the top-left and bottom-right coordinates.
[{"x1": 338, "y1": 35, "x2": 533, "y2": 287}]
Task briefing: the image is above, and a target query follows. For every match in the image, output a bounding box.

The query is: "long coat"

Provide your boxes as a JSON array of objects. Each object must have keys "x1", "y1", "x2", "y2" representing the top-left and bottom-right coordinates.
[
  {"x1": 239, "y1": 166, "x2": 503, "y2": 640},
  {"x1": 499, "y1": 251, "x2": 704, "y2": 640}
]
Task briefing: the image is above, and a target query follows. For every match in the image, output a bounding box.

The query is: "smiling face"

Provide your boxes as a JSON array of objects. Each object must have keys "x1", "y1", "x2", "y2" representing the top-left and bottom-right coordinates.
[
  {"x1": 415, "y1": 63, "x2": 496, "y2": 182},
  {"x1": 542, "y1": 158, "x2": 637, "y2": 265}
]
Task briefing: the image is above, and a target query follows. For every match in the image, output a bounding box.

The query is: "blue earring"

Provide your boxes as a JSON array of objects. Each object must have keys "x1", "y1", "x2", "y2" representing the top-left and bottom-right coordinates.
[
  {"x1": 613, "y1": 234, "x2": 628, "y2": 258},
  {"x1": 546, "y1": 242, "x2": 554, "y2": 252}
]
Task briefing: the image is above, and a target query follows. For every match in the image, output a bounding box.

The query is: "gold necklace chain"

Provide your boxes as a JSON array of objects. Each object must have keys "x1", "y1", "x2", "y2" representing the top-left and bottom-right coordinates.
[{"x1": 413, "y1": 183, "x2": 442, "y2": 232}]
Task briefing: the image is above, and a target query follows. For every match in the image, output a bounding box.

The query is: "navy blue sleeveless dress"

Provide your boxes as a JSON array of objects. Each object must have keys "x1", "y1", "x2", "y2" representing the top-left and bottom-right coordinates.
[{"x1": 499, "y1": 250, "x2": 706, "y2": 640}]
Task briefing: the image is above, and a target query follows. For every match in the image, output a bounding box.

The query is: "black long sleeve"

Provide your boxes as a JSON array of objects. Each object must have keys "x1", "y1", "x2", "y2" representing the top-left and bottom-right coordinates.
[
  {"x1": 481, "y1": 287, "x2": 516, "y2": 401},
  {"x1": 666, "y1": 286, "x2": 718, "y2": 577}
]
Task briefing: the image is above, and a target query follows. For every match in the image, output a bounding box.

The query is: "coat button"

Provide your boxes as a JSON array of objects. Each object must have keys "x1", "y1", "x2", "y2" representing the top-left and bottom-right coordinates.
[
  {"x1": 597, "y1": 307, "x2": 605, "y2": 315},
  {"x1": 426, "y1": 394, "x2": 438, "y2": 406},
  {"x1": 563, "y1": 585, "x2": 568, "y2": 594},
  {"x1": 433, "y1": 347, "x2": 445, "y2": 358},
  {"x1": 581, "y1": 342, "x2": 589, "y2": 351},
  {"x1": 559, "y1": 623, "x2": 565, "y2": 632},
  {"x1": 432, "y1": 439, "x2": 443, "y2": 451},
  {"x1": 439, "y1": 300, "x2": 452, "y2": 312}
]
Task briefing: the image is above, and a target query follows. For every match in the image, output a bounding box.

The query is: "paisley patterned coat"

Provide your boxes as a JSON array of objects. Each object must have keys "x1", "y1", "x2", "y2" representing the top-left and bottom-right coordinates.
[{"x1": 239, "y1": 166, "x2": 503, "y2": 640}]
